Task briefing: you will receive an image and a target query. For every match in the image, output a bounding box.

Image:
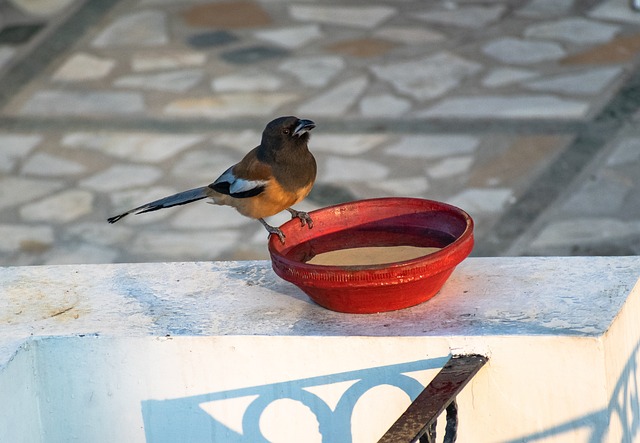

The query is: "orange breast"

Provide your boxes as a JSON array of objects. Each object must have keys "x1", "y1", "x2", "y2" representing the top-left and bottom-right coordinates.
[{"x1": 207, "y1": 179, "x2": 313, "y2": 219}]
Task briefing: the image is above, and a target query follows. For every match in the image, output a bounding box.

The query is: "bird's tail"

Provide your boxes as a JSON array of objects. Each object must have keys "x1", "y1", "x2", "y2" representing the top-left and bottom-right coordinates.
[{"x1": 107, "y1": 186, "x2": 208, "y2": 223}]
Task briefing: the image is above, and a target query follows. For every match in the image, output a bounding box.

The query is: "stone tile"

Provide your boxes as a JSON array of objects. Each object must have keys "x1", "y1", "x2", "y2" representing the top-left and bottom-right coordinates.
[
  {"x1": 44, "y1": 244, "x2": 119, "y2": 265},
  {"x1": 589, "y1": 0, "x2": 640, "y2": 24},
  {"x1": 186, "y1": 31, "x2": 238, "y2": 49},
  {"x1": 370, "y1": 177, "x2": 429, "y2": 197},
  {"x1": 384, "y1": 135, "x2": 480, "y2": 159},
  {"x1": 8, "y1": 0, "x2": 74, "y2": 15},
  {"x1": 21, "y1": 153, "x2": 86, "y2": 176},
  {"x1": 606, "y1": 137, "x2": 640, "y2": 166},
  {"x1": 482, "y1": 68, "x2": 538, "y2": 87},
  {"x1": 164, "y1": 93, "x2": 297, "y2": 118},
  {"x1": 517, "y1": 0, "x2": 574, "y2": 17},
  {"x1": 183, "y1": 1, "x2": 272, "y2": 28},
  {"x1": 171, "y1": 150, "x2": 236, "y2": 182},
  {"x1": 62, "y1": 132, "x2": 204, "y2": 163},
  {"x1": 0, "y1": 46, "x2": 15, "y2": 71},
  {"x1": 326, "y1": 38, "x2": 396, "y2": 58},
  {"x1": 212, "y1": 72, "x2": 282, "y2": 92},
  {"x1": 482, "y1": 38, "x2": 565, "y2": 64},
  {"x1": 560, "y1": 170, "x2": 632, "y2": 215},
  {"x1": 255, "y1": 25, "x2": 322, "y2": 49},
  {"x1": 109, "y1": 186, "x2": 178, "y2": 224},
  {"x1": 619, "y1": 178, "x2": 640, "y2": 221},
  {"x1": 289, "y1": 5, "x2": 396, "y2": 29},
  {"x1": 0, "y1": 134, "x2": 42, "y2": 173},
  {"x1": 131, "y1": 51, "x2": 207, "y2": 72},
  {"x1": 420, "y1": 95, "x2": 589, "y2": 119},
  {"x1": 415, "y1": 5, "x2": 505, "y2": 29},
  {"x1": 359, "y1": 94, "x2": 411, "y2": 117},
  {"x1": 20, "y1": 190, "x2": 94, "y2": 223},
  {"x1": 67, "y1": 222, "x2": 133, "y2": 247},
  {"x1": 370, "y1": 52, "x2": 481, "y2": 101},
  {"x1": 426, "y1": 156, "x2": 475, "y2": 179},
  {"x1": 279, "y1": 56, "x2": 345, "y2": 87},
  {"x1": 221, "y1": 242, "x2": 269, "y2": 261},
  {"x1": 529, "y1": 218, "x2": 640, "y2": 249},
  {"x1": 220, "y1": 46, "x2": 289, "y2": 64},
  {"x1": 468, "y1": 135, "x2": 570, "y2": 188},
  {"x1": 373, "y1": 27, "x2": 444, "y2": 44},
  {"x1": 80, "y1": 165, "x2": 162, "y2": 192},
  {"x1": 524, "y1": 18, "x2": 620, "y2": 44},
  {"x1": 524, "y1": 67, "x2": 622, "y2": 95},
  {"x1": 0, "y1": 177, "x2": 64, "y2": 210},
  {"x1": 130, "y1": 229, "x2": 242, "y2": 261},
  {"x1": 310, "y1": 134, "x2": 388, "y2": 155},
  {"x1": 92, "y1": 11, "x2": 168, "y2": 47},
  {"x1": 21, "y1": 90, "x2": 145, "y2": 116},
  {"x1": 297, "y1": 76, "x2": 368, "y2": 116},
  {"x1": 561, "y1": 33, "x2": 640, "y2": 65},
  {"x1": 447, "y1": 188, "x2": 513, "y2": 213},
  {"x1": 170, "y1": 204, "x2": 252, "y2": 229},
  {"x1": 0, "y1": 224, "x2": 54, "y2": 253},
  {"x1": 52, "y1": 52, "x2": 115, "y2": 82},
  {"x1": 321, "y1": 157, "x2": 389, "y2": 183},
  {"x1": 114, "y1": 69, "x2": 204, "y2": 92},
  {"x1": 210, "y1": 130, "x2": 261, "y2": 152}
]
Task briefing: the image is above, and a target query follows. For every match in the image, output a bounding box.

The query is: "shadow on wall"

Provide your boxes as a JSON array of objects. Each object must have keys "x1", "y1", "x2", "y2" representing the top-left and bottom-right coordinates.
[
  {"x1": 141, "y1": 357, "x2": 449, "y2": 442},
  {"x1": 503, "y1": 337, "x2": 640, "y2": 443},
  {"x1": 141, "y1": 337, "x2": 640, "y2": 442}
]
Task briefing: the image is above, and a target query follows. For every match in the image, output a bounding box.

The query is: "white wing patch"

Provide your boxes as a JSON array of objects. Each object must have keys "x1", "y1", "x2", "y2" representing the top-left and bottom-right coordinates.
[
  {"x1": 229, "y1": 177, "x2": 268, "y2": 194},
  {"x1": 212, "y1": 166, "x2": 268, "y2": 196}
]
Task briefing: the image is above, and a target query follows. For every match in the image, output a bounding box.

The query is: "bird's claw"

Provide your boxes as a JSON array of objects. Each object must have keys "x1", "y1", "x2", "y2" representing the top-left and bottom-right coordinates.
[
  {"x1": 271, "y1": 228, "x2": 286, "y2": 244},
  {"x1": 259, "y1": 218, "x2": 286, "y2": 244},
  {"x1": 287, "y1": 208, "x2": 314, "y2": 229}
]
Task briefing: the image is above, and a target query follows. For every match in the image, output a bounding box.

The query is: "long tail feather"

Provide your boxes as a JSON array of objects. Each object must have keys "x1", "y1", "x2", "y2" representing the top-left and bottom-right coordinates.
[{"x1": 107, "y1": 187, "x2": 208, "y2": 223}]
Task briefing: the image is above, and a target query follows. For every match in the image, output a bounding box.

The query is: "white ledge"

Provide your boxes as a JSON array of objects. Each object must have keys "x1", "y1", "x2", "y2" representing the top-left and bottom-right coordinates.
[{"x1": 2, "y1": 257, "x2": 639, "y2": 349}]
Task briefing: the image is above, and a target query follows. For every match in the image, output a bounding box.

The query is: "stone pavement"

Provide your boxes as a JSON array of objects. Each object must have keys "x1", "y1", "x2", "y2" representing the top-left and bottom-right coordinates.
[{"x1": 1, "y1": 0, "x2": 640, "y2": 265}]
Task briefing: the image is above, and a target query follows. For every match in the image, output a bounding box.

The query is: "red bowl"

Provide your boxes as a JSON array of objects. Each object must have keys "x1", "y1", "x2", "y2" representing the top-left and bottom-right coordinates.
[{"x1": 268, "y1": 198, "x2": 474, "y2": 314}]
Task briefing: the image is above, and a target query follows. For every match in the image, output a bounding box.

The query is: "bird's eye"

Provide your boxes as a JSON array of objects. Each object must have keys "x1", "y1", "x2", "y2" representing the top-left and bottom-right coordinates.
[{"x1": 282, "y1": 128, "x2": 290, "y2": 135}]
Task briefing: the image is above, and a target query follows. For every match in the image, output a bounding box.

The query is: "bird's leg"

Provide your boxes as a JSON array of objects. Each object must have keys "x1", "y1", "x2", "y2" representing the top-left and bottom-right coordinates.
[
  {"x1": 259, "y1": 218, "x2": 286, "y2": 244},
  {"x1": 286, "y1": 208, "x2": 314, "y2": 229}
]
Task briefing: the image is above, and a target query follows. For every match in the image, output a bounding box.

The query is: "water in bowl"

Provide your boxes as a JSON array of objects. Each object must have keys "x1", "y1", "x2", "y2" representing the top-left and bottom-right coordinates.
[
  {"x1": 283, "y1": 224, "x2": 455, "y2": 268},
  {"x1": 307, "y1": 246, "x2": 441, "y2": 266}
]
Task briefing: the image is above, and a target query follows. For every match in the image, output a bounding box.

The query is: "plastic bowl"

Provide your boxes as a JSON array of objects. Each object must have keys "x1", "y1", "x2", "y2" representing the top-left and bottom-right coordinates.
[{"x1": 268, "y1": 198, "x2": 474, "y2": 314}]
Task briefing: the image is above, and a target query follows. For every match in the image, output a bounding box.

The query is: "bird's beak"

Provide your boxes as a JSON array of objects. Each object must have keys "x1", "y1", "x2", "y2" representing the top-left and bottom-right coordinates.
[{"x1": 293, "y1": 119, "x2": 315, "y2": 137}]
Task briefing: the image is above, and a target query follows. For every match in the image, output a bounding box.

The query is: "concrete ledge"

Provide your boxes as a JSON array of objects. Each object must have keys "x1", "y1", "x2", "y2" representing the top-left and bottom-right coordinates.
[{"x1": 1, "y1": 257, "x2": 640, "y2": 442}]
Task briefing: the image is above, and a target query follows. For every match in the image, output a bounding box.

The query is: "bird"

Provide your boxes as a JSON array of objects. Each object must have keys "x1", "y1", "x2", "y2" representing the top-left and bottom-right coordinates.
[{"x1": 107, "y1": 116, "x2": 317, "y2": 243}]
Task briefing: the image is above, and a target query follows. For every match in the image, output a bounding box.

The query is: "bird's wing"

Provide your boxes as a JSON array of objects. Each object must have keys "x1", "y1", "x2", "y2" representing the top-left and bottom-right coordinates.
[{"x1": 209, "y1": 149, "x2": 271, "y2": 199}]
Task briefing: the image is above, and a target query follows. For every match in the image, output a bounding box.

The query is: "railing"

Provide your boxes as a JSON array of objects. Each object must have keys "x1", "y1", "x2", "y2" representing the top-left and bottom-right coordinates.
[{"x1": 379, "y1": 354, "x2": 488, "y2": 443}]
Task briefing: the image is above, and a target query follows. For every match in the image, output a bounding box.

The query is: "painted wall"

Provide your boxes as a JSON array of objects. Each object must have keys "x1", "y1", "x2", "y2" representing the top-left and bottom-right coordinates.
[
  {"x1": 1, "y1": 333, "x2": 637, "y2": 442},
  {"x1": 0, "y1": 342, "x2": 40, "y2": 443}
]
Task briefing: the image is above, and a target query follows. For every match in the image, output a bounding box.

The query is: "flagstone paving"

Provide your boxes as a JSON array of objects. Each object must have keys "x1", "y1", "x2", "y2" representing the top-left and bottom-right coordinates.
[{"x1": 1, "y1": 0, "x2": 640, "y2": 265}]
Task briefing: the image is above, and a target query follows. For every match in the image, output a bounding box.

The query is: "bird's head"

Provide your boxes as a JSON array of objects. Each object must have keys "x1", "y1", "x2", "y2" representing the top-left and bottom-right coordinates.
[{"x1": 261, "y1": 116, "x2": 316, "y2": 150}]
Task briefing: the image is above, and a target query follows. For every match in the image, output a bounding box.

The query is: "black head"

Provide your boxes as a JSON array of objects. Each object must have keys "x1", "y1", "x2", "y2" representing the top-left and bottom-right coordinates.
[{"x1": 261, "y1": 116, "x2": 315, "y2": 151}]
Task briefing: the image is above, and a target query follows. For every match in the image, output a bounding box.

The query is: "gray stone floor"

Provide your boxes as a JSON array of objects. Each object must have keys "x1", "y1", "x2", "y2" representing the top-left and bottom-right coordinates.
[{"x1": 1, "y1": 0, "x2": 640, "y2": 265}]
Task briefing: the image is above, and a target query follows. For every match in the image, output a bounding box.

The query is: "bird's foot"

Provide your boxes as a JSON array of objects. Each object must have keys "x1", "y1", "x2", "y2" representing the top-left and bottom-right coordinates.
[
  {"x1": 287, "y1": 208, "x2": 314, "y2": 229},
  {"x1": 259, "y1": 218, "x2": 286, "y2": 244}
]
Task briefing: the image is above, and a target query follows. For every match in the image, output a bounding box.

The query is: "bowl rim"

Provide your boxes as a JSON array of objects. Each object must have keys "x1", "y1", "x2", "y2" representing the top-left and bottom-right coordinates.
[{"x1": 268, "y1": 197, "x2": 474, "y2": 282}]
